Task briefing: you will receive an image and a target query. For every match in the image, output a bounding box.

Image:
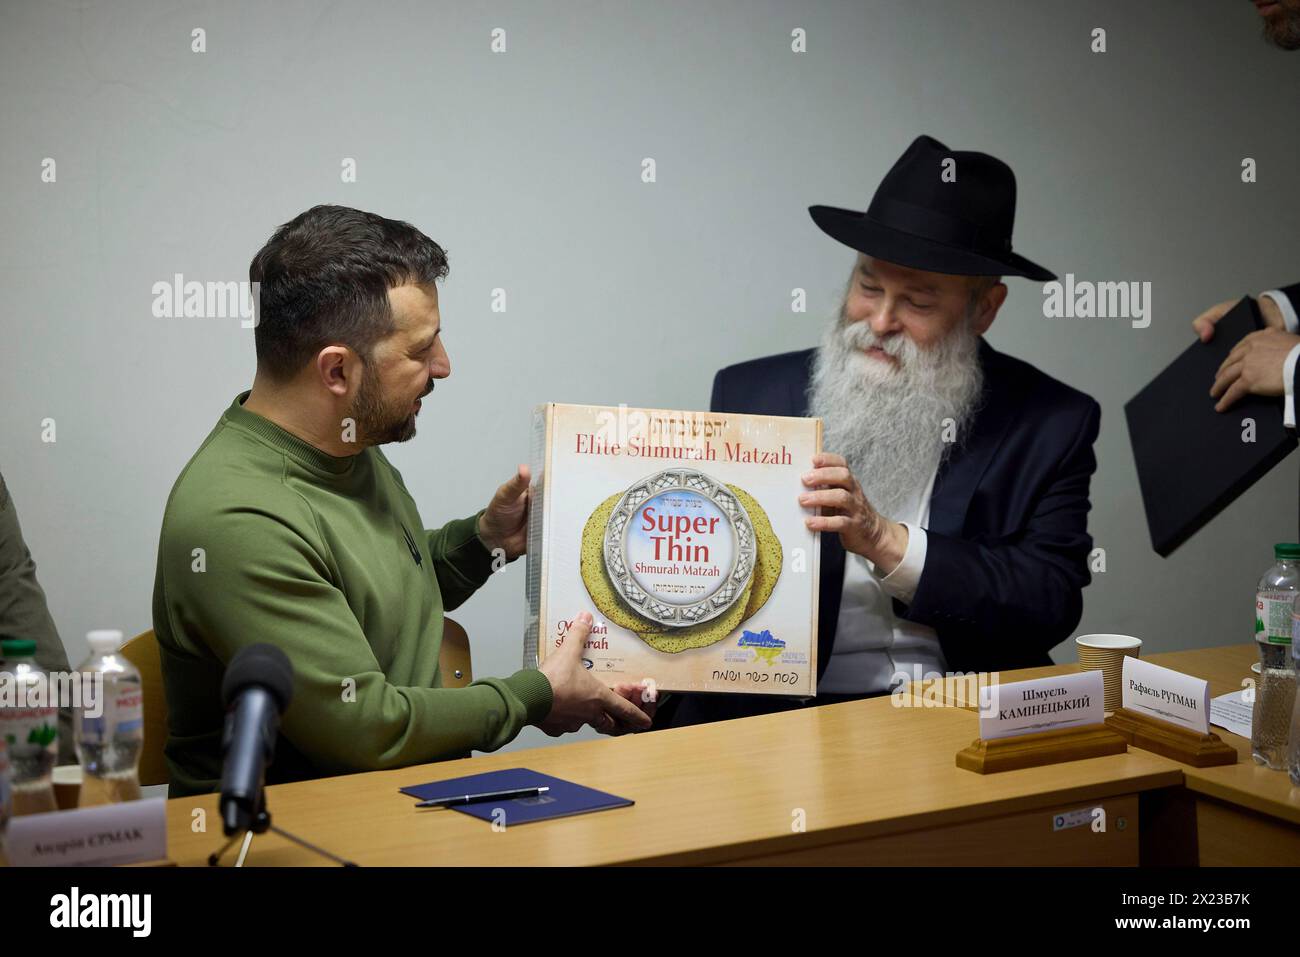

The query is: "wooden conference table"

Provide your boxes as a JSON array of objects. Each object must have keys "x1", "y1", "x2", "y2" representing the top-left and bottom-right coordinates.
[{"x1": 162, "y1": 644, "x2": 1299, "y2": 866}]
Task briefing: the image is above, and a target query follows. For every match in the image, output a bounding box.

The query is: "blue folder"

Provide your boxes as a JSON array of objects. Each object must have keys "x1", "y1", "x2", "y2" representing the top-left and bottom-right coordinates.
[{"x1": 399, "y1": 768, "x2": 633, "y2": 826}]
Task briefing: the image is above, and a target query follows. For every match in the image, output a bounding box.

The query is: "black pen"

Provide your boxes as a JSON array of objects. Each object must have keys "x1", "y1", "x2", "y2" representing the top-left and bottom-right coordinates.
[{"x1": 415, "y1": 786, "x2": 550, "y2": 808}]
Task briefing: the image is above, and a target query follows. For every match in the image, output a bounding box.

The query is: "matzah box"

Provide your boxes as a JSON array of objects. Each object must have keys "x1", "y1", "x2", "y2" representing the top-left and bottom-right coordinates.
[{"x1": 524, "y1": 403, "x2": 820, "y2": 696}]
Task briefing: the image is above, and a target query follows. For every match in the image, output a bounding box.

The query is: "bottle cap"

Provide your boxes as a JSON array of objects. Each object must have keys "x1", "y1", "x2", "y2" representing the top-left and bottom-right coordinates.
[
  {"x1": 86, "y1": 629, "x2": 124, "y2": 653},
  {"x1": 0, "y1": 638, "x2": 37, "y2": 657},
  {"x1": 1275, "y1": 543, "x2": 1300, "y2": 560}
]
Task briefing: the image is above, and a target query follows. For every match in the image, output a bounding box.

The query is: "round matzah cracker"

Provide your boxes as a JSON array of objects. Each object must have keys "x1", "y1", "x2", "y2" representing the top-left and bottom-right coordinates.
[
  {"x1": 579, "y1": 492, "x2": 668, "y2": 635},
  {"x1": 636, "y1": 576, "x2": 754, "y2": 653},
  {"x1": 578, "y1": 483, "x2": 780, "y2": 653},
  {"x1": 727, "y1": 484, "x2": 782, "y2": 624}
]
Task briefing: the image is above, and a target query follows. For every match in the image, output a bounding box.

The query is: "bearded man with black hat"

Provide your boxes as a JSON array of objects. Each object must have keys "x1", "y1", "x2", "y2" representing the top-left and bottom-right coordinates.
[{"x1": 655, "y1": 134, "x2": 1102, "y2": 728}]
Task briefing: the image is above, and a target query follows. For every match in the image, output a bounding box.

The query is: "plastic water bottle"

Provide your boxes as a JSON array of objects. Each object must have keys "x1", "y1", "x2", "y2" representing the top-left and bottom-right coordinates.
[
  {"x1": 74, "y1": 630, "x2": 143, "y2": 806},
  {"x1": 0, "y1": 639, "x2": 59, "y2": 815},
  {"x1": 1289, "y1": 603, "x2": 1300, "y2": 785},
  {"x1": 1254, "y1": 544, "x2": 1299, "y2": 769}
]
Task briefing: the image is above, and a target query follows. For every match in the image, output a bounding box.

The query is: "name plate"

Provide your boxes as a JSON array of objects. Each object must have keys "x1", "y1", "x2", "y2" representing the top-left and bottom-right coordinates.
[
  {"x1": 5, "y1": 796, "x2": 167, "y2": 867},
  {"x1": 978, "y1": 670, "x2": 1104, "y2": 740},
  {"x1": 1121, "y1": 656, "x2": 1209, "y2": 734}
]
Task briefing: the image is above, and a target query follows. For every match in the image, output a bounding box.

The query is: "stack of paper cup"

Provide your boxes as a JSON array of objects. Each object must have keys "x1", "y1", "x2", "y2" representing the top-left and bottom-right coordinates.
[{"x1": 1075, "y1": 634, "x2": 1142, "y2": 712}]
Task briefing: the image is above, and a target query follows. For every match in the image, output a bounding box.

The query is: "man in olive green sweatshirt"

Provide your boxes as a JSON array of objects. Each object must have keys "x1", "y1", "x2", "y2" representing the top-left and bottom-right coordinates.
[{"x1": 153, "y1": 205, "x2": 653, "y2": 797}]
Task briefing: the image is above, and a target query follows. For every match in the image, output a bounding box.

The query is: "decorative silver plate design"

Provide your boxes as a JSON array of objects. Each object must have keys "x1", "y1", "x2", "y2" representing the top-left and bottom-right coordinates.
[{"x1": 603, "y1": 468, "x2": 755, "y2": 629}]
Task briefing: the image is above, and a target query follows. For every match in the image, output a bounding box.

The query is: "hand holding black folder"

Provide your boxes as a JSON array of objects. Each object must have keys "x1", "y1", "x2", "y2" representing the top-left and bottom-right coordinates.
[{"x1": 1126, "y1": 297, "x2": 1297, "y2": 556}]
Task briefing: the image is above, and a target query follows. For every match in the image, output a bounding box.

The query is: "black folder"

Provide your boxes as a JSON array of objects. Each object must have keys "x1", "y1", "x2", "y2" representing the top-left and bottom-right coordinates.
[{"x1": 1125, "y1": 296, "x2": 1296, "y2": 557}]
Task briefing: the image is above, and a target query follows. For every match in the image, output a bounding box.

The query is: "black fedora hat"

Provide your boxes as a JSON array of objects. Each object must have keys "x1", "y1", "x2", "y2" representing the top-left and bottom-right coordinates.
[{"x1": 809, "y1": 134, "x2": 1056, "y2": 282}]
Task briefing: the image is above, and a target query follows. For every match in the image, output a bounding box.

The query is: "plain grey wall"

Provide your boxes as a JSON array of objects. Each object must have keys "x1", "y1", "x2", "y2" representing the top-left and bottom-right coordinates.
[{"x1": 2, "y1": 0, "x2": 1298, "y2": 757}]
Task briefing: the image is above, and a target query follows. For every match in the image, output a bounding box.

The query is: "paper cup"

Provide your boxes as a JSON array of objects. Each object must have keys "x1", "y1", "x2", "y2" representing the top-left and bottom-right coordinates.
[
  {"x1": 52, "y1": 764, "x2": 83, "y2": 810},
  {"x1": 1075, "y1": 634, "x2": 1142, "y2": 712}
]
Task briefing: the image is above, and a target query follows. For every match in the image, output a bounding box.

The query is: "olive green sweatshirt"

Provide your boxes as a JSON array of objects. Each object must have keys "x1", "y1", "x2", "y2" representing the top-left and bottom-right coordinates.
[
  {"x1": 0, "y1": 471, "x2": 75, "y2": 764},
  {"x1": 152, "y1": 393, "x2": 553, "y2": 797}
]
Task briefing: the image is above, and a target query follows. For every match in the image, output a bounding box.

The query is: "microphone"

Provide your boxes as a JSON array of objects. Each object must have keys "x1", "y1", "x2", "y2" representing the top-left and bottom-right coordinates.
[{"x1": 218, "y1": 644, "x2": 294, "y2": 836}]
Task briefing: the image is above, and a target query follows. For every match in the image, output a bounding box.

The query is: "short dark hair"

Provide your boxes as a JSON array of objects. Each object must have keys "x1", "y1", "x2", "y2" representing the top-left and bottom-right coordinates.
[{"x1": 249, "y1": 205, "x2": 448, "y2": 380}]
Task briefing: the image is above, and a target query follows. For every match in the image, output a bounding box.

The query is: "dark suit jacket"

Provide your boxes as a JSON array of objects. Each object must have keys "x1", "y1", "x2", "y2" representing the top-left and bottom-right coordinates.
[
  {"x1": 1279, "y1": 283, "x2": 1300, "y2": 404},
  {"x1": 1271, "y1": 284, "x2": 1300, "y2": 536},
  {"x1": 660, "y1": 337, "x2": 1101, "y2": 727}
]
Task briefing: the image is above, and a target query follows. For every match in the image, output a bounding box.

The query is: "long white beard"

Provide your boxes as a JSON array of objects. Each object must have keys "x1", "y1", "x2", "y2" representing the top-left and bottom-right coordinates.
[{"x1": 807, "y1": 308, "x2": 985, "y2": 521}]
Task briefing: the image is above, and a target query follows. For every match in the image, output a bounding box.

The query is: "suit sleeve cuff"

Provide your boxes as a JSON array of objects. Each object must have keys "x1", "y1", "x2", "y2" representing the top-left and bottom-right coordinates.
[
  {"x1": 1284, "y1": 342, "x2": 1300, "y2": 429},
  {"x1": 872, "y1": 522, "x2": 927, "y2": 604},
  {"x1": 1262, "y1": 290, "x2": 1300, "y2": 334}
]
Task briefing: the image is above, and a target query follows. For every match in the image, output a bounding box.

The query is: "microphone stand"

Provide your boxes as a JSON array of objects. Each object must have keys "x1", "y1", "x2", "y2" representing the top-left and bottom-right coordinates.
[{"x1": 207, "y1": 790, "x2": 359, "y2": 867}]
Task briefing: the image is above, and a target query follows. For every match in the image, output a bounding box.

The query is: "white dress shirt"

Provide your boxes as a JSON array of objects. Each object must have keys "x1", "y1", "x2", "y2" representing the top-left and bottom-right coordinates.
[
  {"x1": 817, "y1": 467, "x2": 946, "y2": 695},
  {"x1": 1262, "y1": 289, "x2": 1300, "y2": 428}
]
